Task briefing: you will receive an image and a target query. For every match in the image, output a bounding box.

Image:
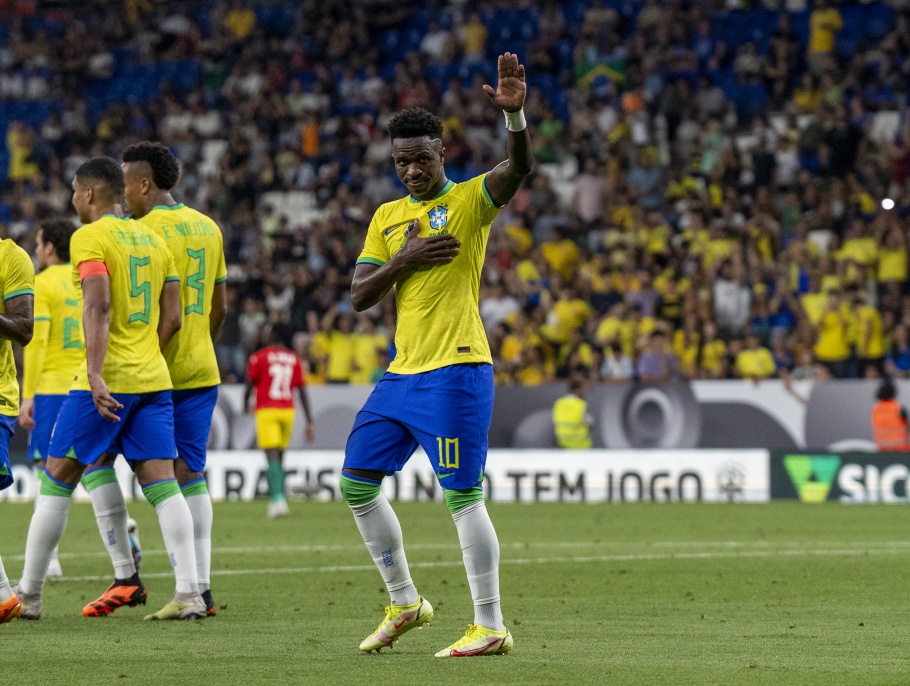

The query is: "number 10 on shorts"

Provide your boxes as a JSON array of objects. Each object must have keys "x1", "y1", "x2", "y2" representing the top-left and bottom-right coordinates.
[{"x1": 436, "y1": 437, "x2": 459, "y2": 469}]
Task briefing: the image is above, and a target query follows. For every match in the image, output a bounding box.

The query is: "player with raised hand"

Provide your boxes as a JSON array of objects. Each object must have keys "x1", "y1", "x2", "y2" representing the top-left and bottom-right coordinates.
[
  {"x1": 119, "y1": 141, "x2": 227, "y2": 617},
  {"x1": 341, "y1": 52, "x2": 532, "y2": 657},
  {"x1": 0, "y1": 233, "x2": 34, "y2": 624},
  {"x1": 16, "y1": 157, "x2": 204, "y2": 621}
]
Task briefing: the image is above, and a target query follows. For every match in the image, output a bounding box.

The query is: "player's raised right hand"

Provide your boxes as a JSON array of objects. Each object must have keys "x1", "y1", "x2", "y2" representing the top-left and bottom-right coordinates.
[{"x1": 397, "y1": 219, "x2": 460, "y2": 266}]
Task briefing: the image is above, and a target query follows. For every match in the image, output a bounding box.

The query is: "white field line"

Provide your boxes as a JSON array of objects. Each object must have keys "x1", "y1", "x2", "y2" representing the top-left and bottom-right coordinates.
[
  {"x1": 44, "y1": 545, "x2": 910, "y2": 583},
  {"x1": 13, "y1": 539, "x2": 910, "y2": 563}
]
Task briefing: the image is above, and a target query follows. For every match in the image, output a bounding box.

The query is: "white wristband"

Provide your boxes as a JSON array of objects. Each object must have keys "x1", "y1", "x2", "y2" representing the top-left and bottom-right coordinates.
[{"x1": 503, "y1": 109, "x2": 527, "y2": 132}]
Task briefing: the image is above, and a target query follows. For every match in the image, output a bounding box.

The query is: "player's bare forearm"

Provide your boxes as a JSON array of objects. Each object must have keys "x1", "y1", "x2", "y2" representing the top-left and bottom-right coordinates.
[
  {"x1": 81, "y1": 276, "x2": 111, "y2": 381},
  {"x1": 297, "y1": 386, "x2": 313, "y2": 424},
  {"x1": 351, "y1": 261, "x2": 407, "y2": 312},
  {"x1": 210, "y1": 280, "x2": 227, "y2": 340},
  {"x1": 352, "y1": 221, "x2": 460, "y2": 311},
  {"x1": 243, "y1": 381, "x2": 254, "y2": 412},
  {"x1": 0, "y1": 294, "x2": 34, "y2": 345},
  {"x1": 482, "y1": 52, "x2": 532, "y2": 207},
  {"x1": 157, "y1": 280, "x2": 182, "y2": 352},
  {"x1": 485, "y1": 128, "x2": 533, "y2": 207}
]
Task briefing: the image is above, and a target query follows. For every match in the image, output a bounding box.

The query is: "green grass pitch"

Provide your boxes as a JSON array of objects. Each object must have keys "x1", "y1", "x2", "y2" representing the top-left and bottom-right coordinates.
[{"x1": 1, "y1": 500, "x2": 909, "y2": 685}]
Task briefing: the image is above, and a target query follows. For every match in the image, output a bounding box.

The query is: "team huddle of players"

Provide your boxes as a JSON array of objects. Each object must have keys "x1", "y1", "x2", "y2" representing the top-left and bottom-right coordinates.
[{"x1": 0, "y1": 142, "x2": 238, "y2": 623}]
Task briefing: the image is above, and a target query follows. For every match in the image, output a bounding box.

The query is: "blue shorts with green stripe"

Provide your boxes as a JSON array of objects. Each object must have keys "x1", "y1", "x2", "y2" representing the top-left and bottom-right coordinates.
[
  {"x1": 28, "y1": 394, "x2": 67, "y2": 462},
  {"x1": 343, "y1": 363, "x2": 494, "y2": 490},
  {"x1": 49, "y1": 390, "x2": 176, "y2": 465},
  {"x1": 0, "y1": 414, "x2": 15, "y2": 490}
]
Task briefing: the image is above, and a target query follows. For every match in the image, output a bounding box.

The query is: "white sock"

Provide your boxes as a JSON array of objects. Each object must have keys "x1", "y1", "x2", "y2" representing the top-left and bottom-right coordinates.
[
  {"x1": 349, "y1": 494, "x2": 419, "y2": 606},
  {"x1": 185, "y1": 493, "x2": 213, "y2": 593},
  {"x1": 155, "y1": 494, "x2": 199, "y2": 595},
  {"x1": 88, "y1": 482, "x2": 136, "y2": 580},
  {"x1": 20, "y1": 494, "x2": 71, "y2": 595},
  {"x1": 34, "y1": 494, "x2": 61, "y2": 569},
  {"x1": 452, "y1": 501, "x2": 504, "y2": 630},
  {"x1": 0, "y1": 553, "x2": 11, "y2": 602}
]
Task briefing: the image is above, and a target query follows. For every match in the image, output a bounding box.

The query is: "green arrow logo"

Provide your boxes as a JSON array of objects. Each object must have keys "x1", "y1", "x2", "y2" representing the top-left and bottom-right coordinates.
[{"x1": 783, "y1": 455, "x2": 841, "y2": 503}]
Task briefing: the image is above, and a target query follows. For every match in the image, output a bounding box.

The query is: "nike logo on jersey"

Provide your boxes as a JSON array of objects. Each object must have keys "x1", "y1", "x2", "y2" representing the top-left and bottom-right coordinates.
[
  {"x1": 438, "y1": 473, "x2": 455, "y2": 480},
  {"x1": 384, "y1": 225, "x2": 400, "y2": 236}
]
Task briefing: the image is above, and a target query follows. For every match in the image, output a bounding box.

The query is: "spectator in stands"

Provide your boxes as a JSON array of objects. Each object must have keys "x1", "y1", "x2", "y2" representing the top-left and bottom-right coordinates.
[
  {"x1": 735, "y1": 333, "x2": 777, "y2": 382},
  {"x1": 807, "y1": 0, "x2": 842, "y2": 75},
  {"x1": 636, "y1": 331, "x2": 680, "y2": 383},
  {"x1": 712, "y1": 261, "x2": 752, "y2": 335},
  {"x1": 601, "y1": 341, "x2": 634, "y2": 382},
  {"x1": 813, "y1": 290, "x2": 851, "y2": 378}
]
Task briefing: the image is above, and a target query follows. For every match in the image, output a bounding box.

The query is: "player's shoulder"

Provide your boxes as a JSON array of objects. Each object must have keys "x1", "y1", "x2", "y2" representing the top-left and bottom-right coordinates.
[
  {"x1": 0, "y1": 238, "x2": 31, "y2": 276},
  {"x1": 371, "y1": 194, "x2": 413, "y2": 224},
  {"x1": 0, "y1": 237, "x2": 29, "y2": 262}
]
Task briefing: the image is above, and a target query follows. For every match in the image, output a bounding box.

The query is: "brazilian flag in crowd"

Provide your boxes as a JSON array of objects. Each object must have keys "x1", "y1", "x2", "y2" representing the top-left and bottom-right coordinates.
[{"x1": 574, "y1": 58, "x2": 627, "y2": 92}]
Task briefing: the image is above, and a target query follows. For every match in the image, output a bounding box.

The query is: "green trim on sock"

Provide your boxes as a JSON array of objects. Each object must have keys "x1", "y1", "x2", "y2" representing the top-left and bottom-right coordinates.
[
  {"x1": 443, "y1": 486, "x2": 484, "y2": 513},
  {"x1": 266, "y1": 461, "x2": 285, "y2": 504},
  {"x1": 39, "y1": 470, "x2": 75, "y2": 498},
  {"x1": 141, "y1": 479, "x2": 181, "y2": 508},
  {"x1": 180, "y1": 480, "x2": 209, "y2": 498},
  {"x1": 81, "y1": 467, "x2": 118, "y2": 492},
  {"x1": 339, "y1": 475, "x2": 381, "y2": 505}
]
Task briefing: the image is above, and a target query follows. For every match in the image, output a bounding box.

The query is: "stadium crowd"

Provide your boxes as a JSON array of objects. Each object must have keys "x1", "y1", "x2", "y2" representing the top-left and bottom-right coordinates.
[{"x1": 1, "y1": 0, "x2": 910, "y2": 385}]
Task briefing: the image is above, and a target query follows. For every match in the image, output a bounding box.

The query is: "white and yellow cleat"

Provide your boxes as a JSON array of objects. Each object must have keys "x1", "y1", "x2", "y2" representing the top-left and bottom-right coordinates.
[
  {"x1": 359, "y1": 596, "x2": 433, "y2": 652},
  {"x1": 435, "y1": 624, "x2": 513, "y2": 658},
  {"x1": 143, "y1": 593, "x2": 206, "y2": 621}
]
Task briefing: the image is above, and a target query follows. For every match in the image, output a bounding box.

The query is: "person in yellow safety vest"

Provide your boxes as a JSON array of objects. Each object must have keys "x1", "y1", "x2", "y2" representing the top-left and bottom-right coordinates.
[
  {"x1": 553, "y1": 377, "x2": 593, "y2": 449},
  {"x1": 871, "y1": 380, "x2": 910, "y2": 452}
]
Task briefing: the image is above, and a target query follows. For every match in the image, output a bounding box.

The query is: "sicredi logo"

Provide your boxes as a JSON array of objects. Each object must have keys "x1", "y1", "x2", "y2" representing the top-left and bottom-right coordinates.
[{"x1": 783, "y1": 455, "x2": 842, "y2": 503}]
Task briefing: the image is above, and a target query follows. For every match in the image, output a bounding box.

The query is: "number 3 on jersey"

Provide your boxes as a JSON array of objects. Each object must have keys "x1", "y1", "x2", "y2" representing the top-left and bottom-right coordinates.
[{"x1": 185, "y1": 247, "x2": 206, "y2": 315}]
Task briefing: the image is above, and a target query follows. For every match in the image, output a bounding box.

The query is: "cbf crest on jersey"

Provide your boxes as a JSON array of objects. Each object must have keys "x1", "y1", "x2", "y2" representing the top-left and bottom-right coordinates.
[{"x1": 428, "y1": 205, "x2": 448, "y2": 230}]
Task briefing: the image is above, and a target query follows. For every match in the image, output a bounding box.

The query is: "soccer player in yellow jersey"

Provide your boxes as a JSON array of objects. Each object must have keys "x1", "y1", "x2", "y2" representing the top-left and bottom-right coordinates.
[
  {"x1": 17, "y1": 158, "x2": 204, "y2": 621},
  {"x1": 0, "y1": 236, "x2": 35, "y2": 624},
  {"x1": 341, "y1": 53, "x2": 532, "y2": 658},
  {"x1": 120, "y1": 141, "x2": 228, "y2": 616},
  {"x1": 18, "y1": 219, "x2": 82, "y2": 580},
  {"x1": 23, "y1": 219, "x2": 146, "y2": 616}
]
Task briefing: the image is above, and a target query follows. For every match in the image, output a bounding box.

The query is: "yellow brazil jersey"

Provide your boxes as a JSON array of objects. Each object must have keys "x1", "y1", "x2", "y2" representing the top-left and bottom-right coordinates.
[
  {"x1": 23, "y1": 263, "x2": 83, "y2": 398},
  {"x1": 813, "y1": 311, "x2": 850, "y2": 362},
  {"x1": 0, "y1": 239, "x2": 34, "y2": 416},
  {"x1": 857, "y1": 305, "x2": 885, "y2": 359},
  {"x1": 700, "y1": 339, "x2": 727, "y2": 375},
  {"x1": 736, "y1": 348, "x2": 776, "y2": 378},
  {"x1": 357, "y1": 175, "x2": 500, "y2": 374},
  {"x1": 326, "y1": 331, "x2": 355, "y2": 382},
  {"x1": 70, "y1": 215, "x2": 178, "y2": 394},
  {"x1": 878, "y1": 248, "x2": 907, "y2": 283},
  {"x1": 140, "y1": 204, "x2": 227, "y2": 390},
  {"x1": 350, "y1": 332, "x2": 388, "y2": 385}
]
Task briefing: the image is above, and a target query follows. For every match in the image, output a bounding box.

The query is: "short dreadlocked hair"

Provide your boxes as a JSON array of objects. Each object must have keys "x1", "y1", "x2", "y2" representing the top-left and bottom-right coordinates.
[
  {"x1": 122, "y1": 141, "x2": 180, "y2": 191},
  {"x1": 387, "y1": 107, "x2": 443, "y2": 141},
  {"x1": 39, "y1": 218, "x2": 76, "y2": 262}
]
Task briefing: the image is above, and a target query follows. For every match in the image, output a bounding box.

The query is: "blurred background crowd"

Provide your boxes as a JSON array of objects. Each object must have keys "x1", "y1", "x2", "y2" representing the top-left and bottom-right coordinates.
[{"x1": 1, "y1": 0, "x2": 910, "y2": 386}]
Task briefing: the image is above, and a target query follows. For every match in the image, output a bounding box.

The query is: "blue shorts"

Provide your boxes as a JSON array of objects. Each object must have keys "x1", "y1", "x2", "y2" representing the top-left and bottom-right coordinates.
[
  {"x1": 28, "y1": 394, "x2": 67, "y2": 462},
  {"x1": 49, "y1": 390, "x2": 177, "y2": 466},
  {"x1": 0, "y1": 414, "x2": 15, "y2": 490},
  {"x1": 173, "y1": 386, "x2": 218, "y2": 473},
  {"x1": 344, "y1": 364, "x2": 494, "y2": 490}
]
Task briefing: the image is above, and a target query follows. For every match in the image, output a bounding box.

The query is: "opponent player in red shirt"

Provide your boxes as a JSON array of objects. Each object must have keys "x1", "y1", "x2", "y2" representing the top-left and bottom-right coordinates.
[{"x1": 244, "y1": 324, "x2": 314, "y2": 518}]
